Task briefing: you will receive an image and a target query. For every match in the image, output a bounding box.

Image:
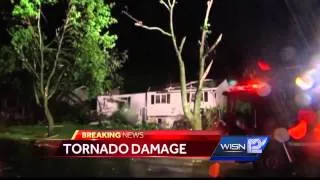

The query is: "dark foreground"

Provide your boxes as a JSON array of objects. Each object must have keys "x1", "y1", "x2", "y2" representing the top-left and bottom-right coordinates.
[{"x1": 0, "y1": 140, "x2": 318, "y2": 178}]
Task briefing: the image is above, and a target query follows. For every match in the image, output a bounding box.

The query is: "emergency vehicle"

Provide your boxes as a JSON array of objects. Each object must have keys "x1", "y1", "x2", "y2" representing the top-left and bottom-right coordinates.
[{"x1": 220, "y1": 60, "x2": 320, "y2": 176}]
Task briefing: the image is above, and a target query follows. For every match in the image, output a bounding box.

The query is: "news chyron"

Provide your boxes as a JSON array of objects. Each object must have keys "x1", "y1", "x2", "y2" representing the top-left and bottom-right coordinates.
[
  {"x1": 80, "y1": 131, "x2": 144, "y2": 139},
  {"x1": 210, "y1": 136, "x2": 270, "y2": 161}
]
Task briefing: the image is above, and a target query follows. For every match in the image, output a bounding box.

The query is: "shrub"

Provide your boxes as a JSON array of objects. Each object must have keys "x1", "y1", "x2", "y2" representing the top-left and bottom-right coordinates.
[
  {"x1": 106, "y1": 121, "x2": 158, "y2": 130},
  {"x1": 172, "y1": 118, "x2": 192, "y2": 130},
  {"x1": 202, "y1": 107, "x2": 226, "y2": 130}
]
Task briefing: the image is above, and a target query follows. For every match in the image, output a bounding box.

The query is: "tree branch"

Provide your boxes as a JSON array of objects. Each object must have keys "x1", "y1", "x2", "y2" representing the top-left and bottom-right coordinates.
[
  {"x1": 200, "y1": 59, "x2": 213, "y2": 86},
  {"x1": 46, "y1": 4, "x2": 71, "y2": 94},
  {"x1": 168, "y1": 0, "x2": 193, "y2": 120},
  {"x1": 22, "y1": 58, "x2": 39, "y2": 79},
  {"x1": 204, "y1": 33, "x2": 222, "y2": 59},
  {"x1": 159, "y1": 0, "x2": 170, "y2": 11},
  {"x1": 179, "y1": 36, "x2": 186, "y2": 53},
  {"x1": 37, "y1": 7, "x2": 44, "y2": 96},
  {"x1": 199, "y1": 0, "x2": 214, "y2": 79},
  {"x1": 122, "y1": 11, "x2": 172, "y2": 37},
  {"x1": 48, "y1": 68, "x2": 67, "y2": 99},
  {"x1": 169, "y1": 0, "x2": 181, "y2": 62},
  {"x1": 33, "y1": 83, "x2": 41, "y2": 106},
  {"x1": 27, "y1": 18, "x2": 41, "y2": 69}
]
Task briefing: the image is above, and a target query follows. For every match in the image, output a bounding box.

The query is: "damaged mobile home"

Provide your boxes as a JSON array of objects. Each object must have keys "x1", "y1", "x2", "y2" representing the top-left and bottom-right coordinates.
[{"x1": 97, "y1": 79, "x2": 229, "y2": 128}]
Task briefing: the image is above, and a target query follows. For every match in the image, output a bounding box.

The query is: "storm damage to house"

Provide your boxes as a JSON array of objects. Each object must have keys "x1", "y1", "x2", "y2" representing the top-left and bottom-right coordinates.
[{"x1": 97, "y1": 79, "x2": 230, "y2": 128}]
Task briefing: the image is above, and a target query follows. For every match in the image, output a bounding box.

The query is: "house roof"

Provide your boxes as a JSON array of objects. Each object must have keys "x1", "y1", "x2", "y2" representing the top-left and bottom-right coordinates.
[
  {"x1": 152, "y1": 79, "x2": 219, "y2": 91},
  {"x1": 107, "y1": 79, "x2": 227, "y2": 95}
]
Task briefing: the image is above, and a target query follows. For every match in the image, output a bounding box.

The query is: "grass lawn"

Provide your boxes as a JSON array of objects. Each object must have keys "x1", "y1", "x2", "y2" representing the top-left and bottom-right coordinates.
[{"x1": 0, "y1": 122, "x2": 105, "y2": 141}]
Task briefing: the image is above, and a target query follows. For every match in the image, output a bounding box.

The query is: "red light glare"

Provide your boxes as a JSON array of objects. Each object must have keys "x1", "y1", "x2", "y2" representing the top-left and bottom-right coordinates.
[
  {"x1": 208, "y1": 163, "x2": 220, "y2": 177},
  {"x1": 298, "y1": 109, "x2": 317, "y2": 125},
  {"x1": 257, "y1": 60, "x2": 271, "y2": 71},
  {"x1": 229, "y1": 79, "x2": 268, "y2": 94},
  {"x1": 313, "y1": 124, "x2": 320, "y2": 140},
  {"x1": 288, "y1": 120, "x2": 307, "y2": 140}
]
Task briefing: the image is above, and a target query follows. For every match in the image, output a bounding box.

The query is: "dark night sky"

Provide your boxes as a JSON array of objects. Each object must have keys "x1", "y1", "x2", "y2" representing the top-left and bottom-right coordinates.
[
  {"x1": 112, "y1": 0, "x2": 320, "y2": 92},
  {"x1": 2, "y1": 0, "x2": 320, "y2": 93}
]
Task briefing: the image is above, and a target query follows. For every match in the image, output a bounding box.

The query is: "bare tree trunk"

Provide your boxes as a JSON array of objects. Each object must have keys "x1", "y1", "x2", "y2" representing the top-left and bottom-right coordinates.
[
  {"x1": 123, "y1": 0, "x2": 222, "y2": 130},
  {"x1": 44, "y1": 91, "x2": 54, "y2": 137},
  {"x1": 193, "y1": 90, "x2": 203, "y2": 130}
]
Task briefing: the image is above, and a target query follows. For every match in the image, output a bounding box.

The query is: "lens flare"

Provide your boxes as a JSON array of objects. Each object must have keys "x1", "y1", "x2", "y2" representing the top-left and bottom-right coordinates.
[
  {"x1": 310, "y1": 53, "x2": 320, "y2": 70},
  {"x1": 257, "y1": 83, "x2": 272, "y2": 97},
  {"x1": 313, "y1": 124, "x2": 320, "y2": 141},
  {"x1": 295, "y1": 93, "x2": 312, "y2": 107},
  {"x1": 288, "y1": 120, "x2": 307, "y2": 140},
  {"x1": 229, "y1": 80, "x2": 237, "y2": 86},
  {"x1": 295, "y1": 75, "x2": 314, "y2": 90},
  {"x1": 208, "y1": 163, "x2": 220, "y2": 177}
]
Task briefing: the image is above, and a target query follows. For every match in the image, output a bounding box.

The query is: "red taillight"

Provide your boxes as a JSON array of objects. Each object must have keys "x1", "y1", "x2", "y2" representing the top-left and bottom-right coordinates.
[{"x1": 288, "y1": 120, "x2": 307, "y2": 140}]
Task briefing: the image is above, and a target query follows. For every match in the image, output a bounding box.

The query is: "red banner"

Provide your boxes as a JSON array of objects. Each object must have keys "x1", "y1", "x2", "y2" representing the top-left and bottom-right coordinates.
[{"x1": 42, "y1": 130, "x2": 221, "y2": 158}]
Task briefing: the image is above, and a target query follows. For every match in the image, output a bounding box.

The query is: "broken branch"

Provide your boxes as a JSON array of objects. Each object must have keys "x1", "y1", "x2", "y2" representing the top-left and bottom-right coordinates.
[
  {"x1": 206, "y1": 33, "x2": 223, "y2": 57},
  {"x1": 122, "y1": 10, "x2": 172, "y2": 37},
  {"x1": 179, "y1": 36, "x2": 186, "y2": 53},
  {"x1": 200, "y1": 59, "x2": 214, "y2": 85}
]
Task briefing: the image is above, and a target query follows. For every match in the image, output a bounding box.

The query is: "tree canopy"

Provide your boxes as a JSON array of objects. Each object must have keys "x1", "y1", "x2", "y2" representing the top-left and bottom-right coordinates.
[{"x1": 3, "y1": 0, "x2": 126, "y2": 136}]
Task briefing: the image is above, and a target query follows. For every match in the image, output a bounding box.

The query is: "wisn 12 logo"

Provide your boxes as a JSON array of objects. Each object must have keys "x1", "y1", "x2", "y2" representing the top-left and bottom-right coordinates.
[{"x1": 210, "y1": 136, "x2": 270, "y2": 161}]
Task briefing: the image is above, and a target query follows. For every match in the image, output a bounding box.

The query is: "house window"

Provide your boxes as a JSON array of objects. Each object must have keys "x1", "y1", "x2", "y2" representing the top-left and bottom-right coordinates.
[
  {"x1": 151, "y1": 95, "x2": 155, "y2": 104},
  {"x1": 187, "y1": 92, "x2": 196, "y2": 102},
  {"x1": 161, "y1": 94, "x2": 166, "y2": 103},
  {"x1": 121, "y1": 97, "x2": 131, "y2": 107},
  {"x1": 204, "y1": 91, "x2": 208, "y2": 102},
  {"x1": 156, "y1": 95, "x2": 161, "y2": 104},
  {"x1": 151, "y1": 94, "x2": 170, "y2": 104}
]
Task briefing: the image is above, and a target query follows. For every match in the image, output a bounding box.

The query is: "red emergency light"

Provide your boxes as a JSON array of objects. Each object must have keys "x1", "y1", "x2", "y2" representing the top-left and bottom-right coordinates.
[
  {"x1": 288, "y1": 119, "x2": 307, "y2": 140},
  {"x1": 257, "y1": 59, "x2": 271, "y2": 71},
  {"x1": 313, "y1": 124, "x2": 320, "y2": 141},
  {"x1": 229, "y1": 79, "x2": 266, "y2": 93}
]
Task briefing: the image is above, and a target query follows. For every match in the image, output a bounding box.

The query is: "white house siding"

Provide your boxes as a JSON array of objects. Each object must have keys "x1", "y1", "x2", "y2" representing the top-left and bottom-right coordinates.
[
  {"x1": 145, "y1": 88, "x2": 218, "y2": 128},
  {"x1": 129, "y1": 93, "x2": 146, "y2": 120},
  {"x1": 146, "y1": 92, "x2": 183, "y2": 117},
  {"x1": 97, "y1": 96, "x2": 119, "y2": 116},
  {"x1": 97, "y1": 80, "x2": 230, "y2": 128},
  {"x1": 214, "y1": 80, "x2": 229, "y2": 108}
]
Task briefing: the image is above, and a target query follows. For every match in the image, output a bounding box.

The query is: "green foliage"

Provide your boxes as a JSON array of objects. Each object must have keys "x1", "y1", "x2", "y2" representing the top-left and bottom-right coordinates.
[
  {"x1": 68, "y1": 0, "x2": 125, "y2": 98},
  {"x1": 202, "y1": 107, "x2": 225, "y2": 130},
  {"x1": 107, "y1": 121, "x2": 158, "y2": 130},
  {"x1": 8, "y1": 0, "x2": 125, "y2": 101},
  {"x1": 0, "y1": 46, "x2": 20, "y2": 76},
  {"x1": 6, "y1": 0, "x2": 125, "y2": 135}
]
